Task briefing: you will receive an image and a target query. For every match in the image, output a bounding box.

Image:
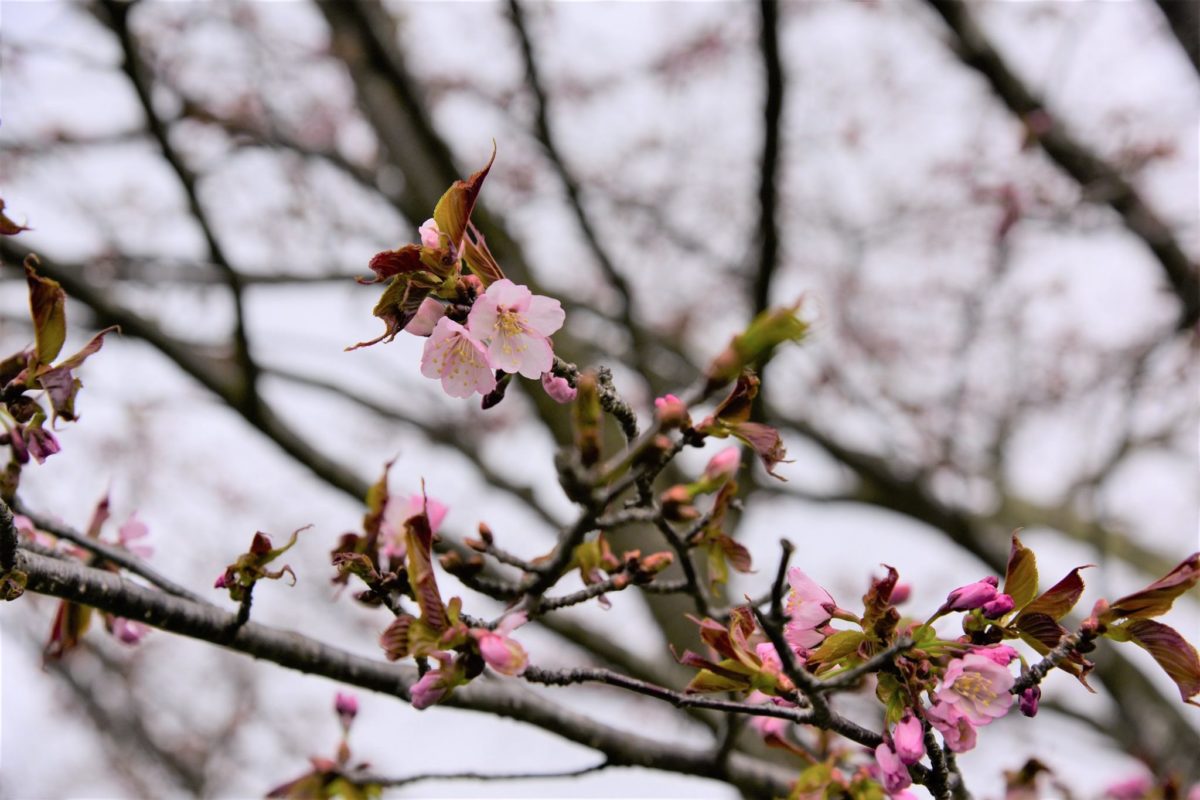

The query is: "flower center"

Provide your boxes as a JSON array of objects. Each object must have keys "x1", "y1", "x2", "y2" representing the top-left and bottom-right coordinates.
[{"x1": 953, "y1": 672, "x2": 997, "y2": 706}]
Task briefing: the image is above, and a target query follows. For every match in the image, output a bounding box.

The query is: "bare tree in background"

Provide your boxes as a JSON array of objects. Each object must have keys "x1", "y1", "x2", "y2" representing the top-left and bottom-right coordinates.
[{"x1": 1, "y1": 1, "x2": 1197, "y2": 797}]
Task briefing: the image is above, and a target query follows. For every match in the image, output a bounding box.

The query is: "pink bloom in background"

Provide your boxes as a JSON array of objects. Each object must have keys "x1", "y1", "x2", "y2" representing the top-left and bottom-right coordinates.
[
  {"x1": 334, "y1": 692, "x2": 358, "y2": 729},
  {"x1": 109, "y1": 618, "x2": 150, "y2": 645},
  {"x1": 1105, "y1": 775, "x2": 1153, "y2": 800},
  {"x1": 25, "y1": 426, "x2": 60, "y2": 464},
  {"x1": 874, "y1": 742, "x2": 912, "y2": 793},
  {"x1": 940, "y1": 576, "x2": 1000, "y2": 613},
  {"x1": 420, "y1": 318, "x2": 496, "y2": 398},
  {"x1": 117, "y1": 514, "x2": 153, "y2": 559},
  {"x1": 936, "y1": 653, "x2": 1014, "y2": 725},
  {"x1": 418, "y1": 218, "x2": 441, "y2": 249},
  {"x1": 541, "y1": 372, "x2": 577, "y2": 403},
  {"x1": 381, "y1": 493, "x2": 448, "y2": 560},
  {"x1": 466, "y1": 279, "x2": 564, "y2": 378},
  {"x1": 472, "y1": 611, "x2": 529, "y2": 676},
  {"x1": 703, "y1": 446, "x2": 741, "y2": 484},
  {"x1": 405, "y1": 297, "x2": 447, "y2": 337},
  {"x1": 784, "y1": 567, "x2": 837, "y2": 651},
  {"x1": 892, "y1": 714, "x2": 925, "y2": 765},
  {"x1": 925, "y1": 701, "x2": 977, "y2": 753},
  {"x1": 890, "y1": 582, "x2": 912, "y2": 604}
]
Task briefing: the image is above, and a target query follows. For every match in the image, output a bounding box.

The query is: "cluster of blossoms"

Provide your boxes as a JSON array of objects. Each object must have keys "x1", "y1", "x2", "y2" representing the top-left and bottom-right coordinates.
[
  {"x1": 350, "y1": 151, "x2": 573, "y2": 405},
  {"x1": 678, "y1": 533, "x2": 1200, "y2": 799}
]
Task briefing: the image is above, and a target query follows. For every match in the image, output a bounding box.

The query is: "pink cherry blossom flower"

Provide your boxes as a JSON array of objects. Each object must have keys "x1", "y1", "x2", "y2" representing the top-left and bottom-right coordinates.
[
  {"x1": 972, "y1": 644, "x2": 1018, "y2": 666},
  {"x1": 109, "y1": 617, "x2": 150, "y2": 645},
  {"x1": 874, "y1": 742, "x2": 912, "y2": 794},
  {"x1": 925, "y1": 701, "x2": 978, "y2": 753},
  {"x1": 117, "y1": 514, "x2": 153, "y2": 559},
  {"x1": 936, "y1": 652, "x2": 1014, "y2": 726},
  {"x1": 420, "y1": 318, "x2": 497, "y2": 398},
  {"x1": 380, "y1": 493, "x2": 448, "y2": 561},
  {"x1": 704, "y1": 446, "x2": 741, "y2": 484},
  {"x1": 466, "y1": 279, "x2": 564, "y2": 378},
  {"x1": 405, "y1": 297, "x2": 447, "y2": 337},
  {"x1": 419, "y1": 218, "x2": 441, "y2": 249},
  {"x1": 784, "y1": 567, "x2": 837, "y2": 652},
  {"x1": 541, "y1": 372, "x2": 577, "y2": 403},
  {"x1": 939, "y1": 576, "x2": 999, "y2": 613},
  {"x1": 892, "y1": 713, "x2": 925, "y2": 765}
]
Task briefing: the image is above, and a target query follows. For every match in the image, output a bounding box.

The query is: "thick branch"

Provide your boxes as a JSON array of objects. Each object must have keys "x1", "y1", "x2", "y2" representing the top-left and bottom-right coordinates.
[{"x1": 926, "y1": 0, "x2": 1199, "y2": 330}]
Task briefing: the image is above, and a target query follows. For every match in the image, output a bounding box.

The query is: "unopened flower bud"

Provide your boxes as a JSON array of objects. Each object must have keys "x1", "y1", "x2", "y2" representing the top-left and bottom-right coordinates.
[
  {"x1": 1019, "y1": 685, "x2": 1040, "y2": 717},
  {"x1": 660, "y1": 485, "x2": 698, "y2": 521},
  {"x1": 639, "y1": 551, "x2": 674, "y2": 575},
  {"x1": 892, "y1": 713, "x2": 925, "y2": 765},
  {"x1": 703, "y1": 446, "x2": 741, "y2": 484},
  {"x1": 335, "y1": 691, "x2": 359, "y2": 728},
  {"x1": 541, "y1": 372, "x2": 577, "y2": 404},
  {"x1": 890, "y1": 582, "x2": 912, "y2": 605},
  {"x1": 981, "y1": 593, "x2": 1015, "y2": 618},
  {"x1": 941, "y1": 576, "x2": 999, "y2": 613},
  {"x1": 653, "y1": 394, "x2": 690, "y2": 429}
]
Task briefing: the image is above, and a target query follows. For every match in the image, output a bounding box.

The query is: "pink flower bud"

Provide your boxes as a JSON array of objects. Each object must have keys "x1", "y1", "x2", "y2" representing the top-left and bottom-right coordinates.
[
  {"x1": 892, "y1": 714, "x2": 925, "y2": 765},
  {"x1": 334, "y1": 691, "x2": 359, "y2": 721},
  {"x1": 940, "y1": 576, "x2": 999, "y2": 613},
  {"x1": 981, "y1": 593, "x2": 1015, "y2": 617},
  {"x1": 213, "y1": 573, "x2": 228, "y2": 589},
  {"x1": 703, "y1": 446, "x2": 741, "y2": 484},
  {"x1": 418, "y1": 218, "x2": 441, "y2": 249},
  {"x1": 110, "y1": 618, "x2": 149, "y2": 646},
  {"x1": 409, "y1": 670, "x2": 448, "y2": 710},
  {"x1": 404, "y1": 297, "x2": 447, "y2": 337},
  {"x1": 890, "y1": 582, "x2": 912, "y2": 605},
  {"x1": 654, "y1": 394, "x2": 689, "y2": 428},
  {"x1": 473, "y1": 625, "x2": 529, "y2": 676},
  {"x1": 972, "y1": 644, "x2": 1019, "y2": 666},
  {"x1": 541, "y1": 372, "x2": 577, "y2": 403},
  {"x1": 1019, "y1": 685, "x2": 1040, "y2": 717}
]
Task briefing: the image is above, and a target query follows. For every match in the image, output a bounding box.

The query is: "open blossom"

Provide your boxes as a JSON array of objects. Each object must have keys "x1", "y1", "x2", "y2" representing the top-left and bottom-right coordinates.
[
  {"x1": 874, "y1": 742, "x2": 912, "y2": 794},
  {"x1": 420, "y1": 318, "x2": 496, "y2": 398},
  {"x1": 418, "y1": 218, "x2": 441, "y2": 249},
  {"x1": 892, "y1": 713, "x2": 925, "y2": 765},
  {"x1": 936, "y1": 652, "x2": 1015, "y2": 725},
  {"x1": 117, "y1": 514, "x2": 153, "y2": 559},
  {"x1": 380, "y1": 493, "x2": 448, "y2": 561},
  {"x1": 925, "y1": 701, "x2": 977, "y2": 753},
  {"x1": 784, "y1": 567, "x2": 837, "y2": 651},
  {"x1": 466, "y1": 279, "x2": 564, "y2": 378},
  {"x1": 541, "y1": 372, "x2": 577, "y2": 403}
]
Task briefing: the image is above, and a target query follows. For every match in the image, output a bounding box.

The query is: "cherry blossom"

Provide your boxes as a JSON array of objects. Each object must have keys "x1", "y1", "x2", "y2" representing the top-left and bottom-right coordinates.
[
  {"x1": 925, "y1": 701, "x2": 978, "y2": 753},
  {"x1": 418, "y1": 218, "x2": 441, "y2": 249},
  {"x1": 541, "y1": 372, "x2": 577, "y2": 403},
  {"x1": 935, "y1": 652, "x2": 1015, "y2": 725},
  {"x1": 466, "y1": 279, "x2": 564, "y2": 378},
  {"x1": 405, "y1": 297, "x2": 447, "y2": 337},
  {"x1": 420, "y1": 318, "x2": 496, "y2": 398},
  {"x1": 873, "y1": 742, "x2": 912, "y2": 794},
  {"x1": 471, "y1": 611, "x2": 529, "y2": 676},
  {"x1": 784, "y1": 567, "x2": 837, "y2": 652},
  {"x1": 380, "y1": 493, "x2": 448, "y2": 561},
  {"x1": 892, "y1": 713, "x2": 925, "y2": 765}
]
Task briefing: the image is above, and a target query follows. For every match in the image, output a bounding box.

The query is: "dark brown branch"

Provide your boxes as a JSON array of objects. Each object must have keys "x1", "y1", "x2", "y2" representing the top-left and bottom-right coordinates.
[
  {"x1": 925, "y1": 0, "x2": 1200, "y2": 330},
  {"x1": 359, "y1": 760, "x2": 610, "y2": 788},
  {"x1": 13, "y1": 546, "x2": 796, "y2": 797},
  {"x1": 752, "y1": 0, "x2": 785, "y2": 316}
]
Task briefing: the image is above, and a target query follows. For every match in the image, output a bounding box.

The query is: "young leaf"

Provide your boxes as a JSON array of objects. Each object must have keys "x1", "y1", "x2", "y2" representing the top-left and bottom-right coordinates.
[
  {"x1": 432, "y1": 146, "x2": 496, "y2": 253},
  {"x1": 1122, "y1": 619, "x2": 1200, "y2": 706},
  {"x1": 1003, "y1": 533, "x2": 1039, "y2": 611},
  {"x1": 1017, "y1": 566, "x2": 1090, "y2": 622},
  {"x1": 25, "y1": 260, "x2": 66, "y2": 367},
  {"x1": 1103, "y1": 553, "x2": 1200, "y2": 623},
  {"x1": 404, "y1": 505, "x2": 447, "y2": 633}
]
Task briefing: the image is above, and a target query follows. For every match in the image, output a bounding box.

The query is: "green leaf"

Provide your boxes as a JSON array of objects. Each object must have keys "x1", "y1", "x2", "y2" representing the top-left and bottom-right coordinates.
[
  {"x1": 1103, "y1": 553, "x2": 1200, "y2": 623},
  {"x1": 1122, "y1": 619, "x2": 1200, "y2": 706},
  {"x1": 24, "y1": 260, "x2": 66, "y2": 368},
  {"x1": 807, "y1": 630, "x2": 866, "y2": 667},
  {"x1": 1003, "y1": 533, "x2": 1039, "y2": 610},
  {"x1": 705, "y1": 300, "x2": 808, "y2": 390},
  {"x1": 1019, "y1": 566, "x2": 1089, "y2": 621},
  {"x1": 346, "y1": 272, "x2": 439, "y2": 352},
  {"x1": 684, "y1": 668, "x2": 749, "y2": 694}
]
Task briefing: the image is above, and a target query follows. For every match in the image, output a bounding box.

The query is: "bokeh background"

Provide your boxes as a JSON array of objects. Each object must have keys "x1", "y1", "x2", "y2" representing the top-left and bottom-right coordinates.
[{"x1": 1, "y1": 1, "x2": 1197, "y2": 797}]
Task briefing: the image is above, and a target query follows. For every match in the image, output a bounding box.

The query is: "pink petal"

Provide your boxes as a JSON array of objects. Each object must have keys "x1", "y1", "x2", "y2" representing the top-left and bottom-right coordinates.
[
  {"x1": 523, "y1": 295, "x2": 565, "y2": 336},
  {"x1": 405, "y1": 297, "x2": 447, "y2": 337},
  {"x1": 486, "y1": 279, "x2": 531, "y2": 311},
  {"x1": 541, "y1": 372, "x2": 577, "y2": 403}
]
